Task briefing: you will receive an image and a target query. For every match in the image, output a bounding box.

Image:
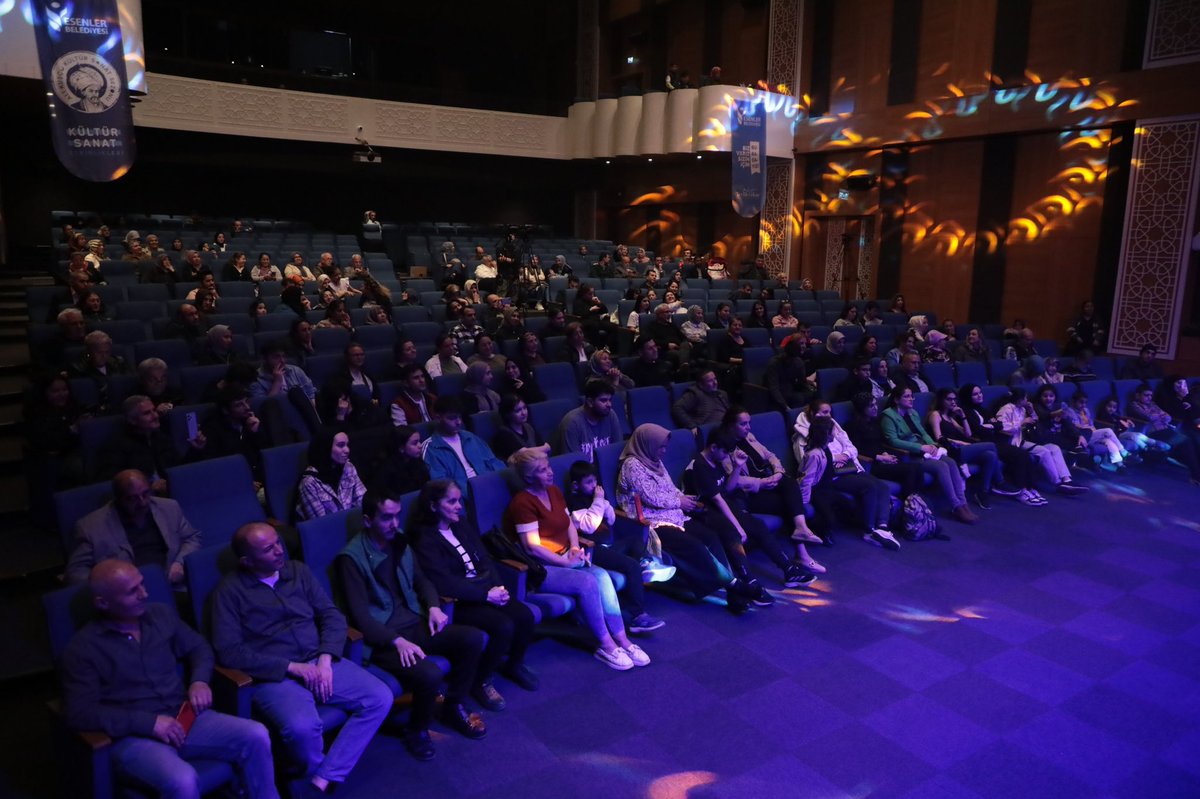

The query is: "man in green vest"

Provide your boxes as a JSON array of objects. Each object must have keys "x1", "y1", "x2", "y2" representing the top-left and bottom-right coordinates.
[{"x1": 334, "y1": 489, "x2": 487, "y2": 761}]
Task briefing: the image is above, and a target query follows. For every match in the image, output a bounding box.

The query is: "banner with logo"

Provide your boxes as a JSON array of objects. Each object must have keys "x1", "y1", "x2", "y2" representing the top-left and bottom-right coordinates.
[
  {"x1": 731, "y1": 98, "x2": 766, "y2": 218},
  {"x1": 32, "y1": 0, "x2": 136, "y2": 182}
]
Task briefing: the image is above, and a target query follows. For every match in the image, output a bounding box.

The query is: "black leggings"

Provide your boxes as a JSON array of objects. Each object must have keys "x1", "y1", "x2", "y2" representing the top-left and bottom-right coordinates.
[
  {"x1": 370, "y1": 623, "x2": 485, "y2": 730},
  {"x1": 451, "y1": 599, "x2": 536, "y2": 682},
  {"x1": 653, "y1": 520, "x2": 732, "y2": 599},
  {"x1": 701, "y1": 505, "x2": 791, "y2": 572},
  {"x1": 867, "y1": 460, "x2": 923, "y2": 496},
  {"x1": 995, "y1": 440, "x2": 1035, "y2": 488}
]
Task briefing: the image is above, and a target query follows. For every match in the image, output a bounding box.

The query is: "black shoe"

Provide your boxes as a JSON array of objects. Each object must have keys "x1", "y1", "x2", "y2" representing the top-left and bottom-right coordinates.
[
  {"x1": 500, "y1": 662, "x2": 540, "y2": 691},
  {"x1": 990, "y1": 483, "x2": 1021, "y2": 497},
  {"x1": 972, "y1": 490, "x2": 992, "y2": 511},
  {"x1": 783, "y1": 563, "x2": 816, "y2": 588},
  {"x1": 402, "y1": 728, "x2": 436, "y2": 761},
  {"x1": 443, "y1": 702, "x2": 487, "y2": 739},
  {"x1": 725, "y1": 589, "x2": 751, "y2": 615},
  {"x1": 745, "y1": 580, "x2": 775, "y2": 607},
  {"x1": 472, "y1": 680, "x2": 506, "y2": 712}
]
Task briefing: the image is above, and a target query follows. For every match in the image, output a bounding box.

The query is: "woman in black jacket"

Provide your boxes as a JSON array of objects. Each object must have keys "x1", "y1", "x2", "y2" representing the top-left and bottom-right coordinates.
[{"x1": 411, "y1": 479, "x2": 539, "y2": 698}]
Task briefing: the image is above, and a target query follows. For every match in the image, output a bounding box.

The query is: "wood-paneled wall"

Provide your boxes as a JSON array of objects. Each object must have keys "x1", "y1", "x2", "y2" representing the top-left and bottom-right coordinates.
[
  {"x1": 1026, "y1": 0, "x2": 1129, "y2": 81},
  {"x1": 1000, "y1": 131, "x2": 1107, "y2": 343},
  {"x1": 827, "y1": 0, "x2": 894, "y2": 113},
  {"x1": 896, "y1": 140, "x2": 983, "y2": 324},
  {"x1": 914, "y1": 0, "x2": 997, "y2": 102}
]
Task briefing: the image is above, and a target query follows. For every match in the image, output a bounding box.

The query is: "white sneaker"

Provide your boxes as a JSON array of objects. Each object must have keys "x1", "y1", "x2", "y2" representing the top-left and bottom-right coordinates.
[
  {"x1": 871, "y1": 528, "x2": 901, "y2": 551},
  {"x1": 639, "y1": 559, "x2": 677, "y2": 584},
  {"x1": 594, "y1": 646, "x2": 634, "y2": 671},
  {"x1": 622, "y1": 644, "x2": 651, "y2": 667}
]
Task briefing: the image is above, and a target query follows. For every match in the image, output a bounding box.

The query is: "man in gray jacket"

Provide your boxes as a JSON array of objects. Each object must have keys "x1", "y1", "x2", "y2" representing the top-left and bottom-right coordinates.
[
  {"x1": 66, "y1": 469, "x2": 202, "y2": 584},
  {"x1": 672, "y1": 370, "x2": 731, "y2": 433}
]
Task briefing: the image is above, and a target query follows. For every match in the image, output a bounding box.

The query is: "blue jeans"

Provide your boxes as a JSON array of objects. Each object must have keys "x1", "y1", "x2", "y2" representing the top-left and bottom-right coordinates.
[
  {"x1": 251, "y1": 658, "x2": 392, "y2": 785},
  {"x1": 110, "y1": 709, "x2": 277, "y2": 799},
  {"x1": 539, "y1": 564, "x2": 625, "y2": 644}
]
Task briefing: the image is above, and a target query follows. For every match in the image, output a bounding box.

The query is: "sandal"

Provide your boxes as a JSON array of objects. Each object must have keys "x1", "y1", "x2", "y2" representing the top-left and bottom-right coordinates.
[{"x1": 791, "y1": 529, "x2": 823, "y2": 544}]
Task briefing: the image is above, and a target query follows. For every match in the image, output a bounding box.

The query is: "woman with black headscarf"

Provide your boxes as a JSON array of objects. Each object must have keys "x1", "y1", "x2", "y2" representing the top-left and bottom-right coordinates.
[{"x1": 295, "y1": 428, "x2": 367, "y2": 520}]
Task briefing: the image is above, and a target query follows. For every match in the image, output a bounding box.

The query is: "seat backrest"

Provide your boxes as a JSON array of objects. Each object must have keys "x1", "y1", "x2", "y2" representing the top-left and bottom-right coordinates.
[
  {"x1": 261, "y1": 442, "x2": 308, "y2": 521},
  {"x1": 467, "y1": 469, "x2": 516, "y2": 535},
  {"x1": 297, "y1": 508, "x2": 361, "y2": 598},
  {"x1": 183, "y1": 544, "x2": 244, "y2": 638},
  {"x1": 816, "y1": 368, "x2": 849, "y2": 401},
  {"x1": 1113, "y1": 379, "x2": 1142, "y2": 413},
  {"x1": 529, "y1": 397, "x2": 578, "y2": 444},
  {"x1": 628, "y1": 386, "x2": 672, "y2": 429},
  {"x1": 593, "y1": 441, "x2": 626, "y2": 495},
  {"x1": 749, "y1": 410, "x2": 792, "y2": 472},
  {"x1": 54, "y1": 480, "x2": 114, "y2": 556},
  {"x1": 663, "y1": 427, "x2": 698, "y2": 480},
  {"x1": 354, "y1": 324, "x2": 398, "y2": 351},
  {"x1": 954, "y1": 361, "x2": 988, "y2": 389},
  {"x1": 989, "y1": 359, "x2": 1019, "y2": 386},
  {"x1": 165, "y1": 455, "x2": 266, "y2": 548},
  {"x1": 922, "y1": 362, "x2": 956, "y2": 391},
  {"x1": 532, "y1": 362, "x2": 580, "y2": 403}
]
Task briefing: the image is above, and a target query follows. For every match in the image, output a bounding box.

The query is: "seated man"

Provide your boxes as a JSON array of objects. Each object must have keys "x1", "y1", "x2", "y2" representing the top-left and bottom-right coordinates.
[
  {"x1": 135, "y1": 357, "x2": 186, "y2": 421},
  {"x1": 164, "y1": 303, "x2": 206, "y2": 354},
  {"x1": 335, "y1": 489, "x2": 488, "y2": 761},
  {"x1": 1120, "y1": 343, "x2": 1164, "y2": 381},
  {"x1": 551, "y1": 378, "x2": 625, "y2": 460},
  {"x1": 185, "y1": 384, "x2": 269, "y2": 484},
  {"x1": 672, "y1": 370, "x2": 731, "y2": 433},
  {"x1": 625, "y1": 336, "x2": 674, "y2": 388},
  {"x1": 247, "y1": 339, "x2": 321, "y2": 434},
  {"x1": 62, "y1": 560, "x2": 277, "y2": 799},
  {"x1": 66, "y1": 469, "x2": 202, "y2": 585},
  {"x1": 421, "y1": 396, "x2": 505, "y2": 490},
  {"x1": 763, "y1": 339, "x2": 815, "y2": 411},
  {"x1": 40, "y1": 307, "x2": 88, "y2": 371},
  {"x1": 894, "y1": 351, "x2": 931, "y2": 395},
  {"x1": 390, "y1": 364, "x2": 438, "y2": 426},
  {"x1": 95, "y1": 395, "x2": 187, "y2": 490},
  {"x1": 70, "y1": 330, "x2": 131, "y2": 412},
  {"x1": 212, "y1": 523, "x2": 392, "y2": 795}
]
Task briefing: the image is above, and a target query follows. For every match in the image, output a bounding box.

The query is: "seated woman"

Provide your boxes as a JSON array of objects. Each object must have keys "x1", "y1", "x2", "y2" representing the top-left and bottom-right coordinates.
[
  {"x1": 1031, "y1": 385, "x2": 1089, "y2": 463},
  {"x1": 719, "y1": 407, "x2": 825, "y2": 573},
  {"x1": 959, "y1": 383, "x2": 1042, "y2": 505},
  {"x1": 801, "y1": 417, "x2": 901, "y2": 549},
  {"x1": 712, "y1": 317, "x2": 747, "y2": 390},
  {"x1": 412, "y1": 479, "x2": 540, "y2": 699},
  {"x1": 881, "y1": 385, "x2": 979, "y2": 523},
  {"x1": 615, "y1": 424, "x2": 765, "y2": 614},
  {"x1": 425, "y1": 333, "x2": 468, "y2": 378},
  {"x1": 1032, "y1": 356, "x2": 1065, "y2": 385},
  {"x1": 317, "y1": 376, "x2": 381, "y2": 432},
  {"x1": 746, "y1": 300, "x2": 772, "y2": 329},
  {"x1": 771, "y1": 300, "x2": 799, "y2": 330},
  {"x1": 833, "y1": 303, "x2": 864, "y2": 330},
  {"x1": 1128, "y1": 383, "x2": 1200, "y2": 485},
  {"x1": 468, "y1": 332, "x2": 507, "y2": 373},
  {"x1": 283, "y1": 252, "x2": 316, "y2": 282},
  {"x1": 921, "y1": 330, "x2": 951, "y2": 363},
  {"x1": 369, "y1": 425, "x2": 431, "y2": 495},
  {"x1": 588, "y1": 350, "x2": 634, "y2": 395},
  {"x1": 498, "y1": 357, "x2": 545, "y2": 405},
  {"x1": 295, "y1": 429, "x2": 367, "y2": 520},
  {"x1": 679, "y1": 305, "x2": 711, "y2": 352},
  {"x1": 994, "y1": 388, "x2": 1089, "y2": 495},
  {"x1": 250, "y1": 252, "x2": 282, "y2": 283},
  {"x1": 506, "y1": 451, "x2": 651, "y2": 670},
  {"x1": 462, "y1": 361, "x2": 501, "y2": 416},
  {"x1": 288, "y1": 318, "x2": 316, "y2": 367},
  {"x1": 247, "y1": 299, "x2": 268, "y2": 332},
  {"x1": 1063, "y1": 390, "x2": 1129, "y2": 470},
  {"x1": 514, "y1": 331, "x2": 548, "y2": 374},
  {"x1": 927, "y1": 387, "x2": 1000, "y2": 509},
  {"x1": 560, "y1": 322, "x2": 594, "y2": 365},
  {"x1": 870, "y1": 356, "x2": 895, "y2": 400},
  {"x1": 76, "y1": 289, "x2": 112, "y2": 323},
  {"x1": 854, "y1": 334, "x2": 879, "y2": 362},
  {"x1": 889, "y1": 294, "x2": 907, "y2": 315},
  {"x1": 315, "y1": 299, "x2": 354, "y2": 331},
  {"x1": 885, "y1": 330, "x2": 918, "y2": 366},
  {"x1": 492, "y1": 393, "x2": 550, "y2": 463},
  {"x1": 627, "y1": 295, "x2": 652, "y2": 332},
  {"x1": 337, "y1": 342, "x2": 379, "y2": 405},
  {"x1": 812, "y1": 331, "x2": 850, "y2": 371},
  {"x1": 952, "y1": 328, "x2": 990, "y2": 363},
  {"x1": 659, "y1": 290, "x2": 684, "y2": 314},
  {"x1": 196, "y1": 324, "x2": 240, "y2": 366}
]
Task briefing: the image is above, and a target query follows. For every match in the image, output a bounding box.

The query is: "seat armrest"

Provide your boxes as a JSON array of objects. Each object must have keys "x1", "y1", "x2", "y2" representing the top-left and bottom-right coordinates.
[
  {"x1": 213, "y1": 665, "x2": 253, "y2": 689},
  {"x1": 76, "y1": 729, "x2": 113, "y2": 750},
  {"x1": 495, "y1": 559, "x2": 529, "y2": 599},
  {"x1": 345, "y1": 628, "x2": 364, "y2": 664}
]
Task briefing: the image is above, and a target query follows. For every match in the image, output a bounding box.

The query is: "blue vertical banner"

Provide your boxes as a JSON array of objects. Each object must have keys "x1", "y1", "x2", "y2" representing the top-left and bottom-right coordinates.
[
  {"x1": 32, "y1": 0, "x2": 137, "y2": 182},
  {"x1": 731, "y1": 98, "x2": 766, "y2": 218}
]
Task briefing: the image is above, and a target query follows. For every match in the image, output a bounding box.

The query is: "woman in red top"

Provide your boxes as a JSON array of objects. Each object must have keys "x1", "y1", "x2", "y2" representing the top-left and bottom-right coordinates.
[{"x1": 504, "y1": 451, "x2": 651, "y2": 672}]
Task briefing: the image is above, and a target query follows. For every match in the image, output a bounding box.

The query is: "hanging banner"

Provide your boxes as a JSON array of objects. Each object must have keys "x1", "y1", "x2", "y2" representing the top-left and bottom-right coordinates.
[
  {"x1": 32, "y1": 0, "x2": 137, "y2": 182},
  {"x1": 731, "y1": 98, "x2": 766, "y2": 218}
]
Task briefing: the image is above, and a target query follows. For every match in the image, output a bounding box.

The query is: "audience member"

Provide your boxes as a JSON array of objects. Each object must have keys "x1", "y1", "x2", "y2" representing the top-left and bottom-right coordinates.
[
  {"x1": 295, "y1": 429, "x2": 367, "y2": 520},
  {"x1": 212, "y1": 523, "x2": 392, "y2": 795},
  {"x1": 552, "y1": 379, "x2": 625, "y2": 460},
  {"x1": 422, "y1": 396, "x2": 505, "y2": 490},
  {"x1": 335, "y1": 489, "x2": 488, "y2": 760}
]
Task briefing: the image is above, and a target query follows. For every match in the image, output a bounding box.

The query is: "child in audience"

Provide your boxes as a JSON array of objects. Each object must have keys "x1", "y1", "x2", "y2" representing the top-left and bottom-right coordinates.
[
  {"x1": 566, "y1": 460, "x2": 672, "y2": 633},
  {"x1": 1064, "y1": 391, "x2": 1129, "y2": 469},
  {"x1": 1095, "y1": 396, "x2": 1161, "y2": 456}
]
